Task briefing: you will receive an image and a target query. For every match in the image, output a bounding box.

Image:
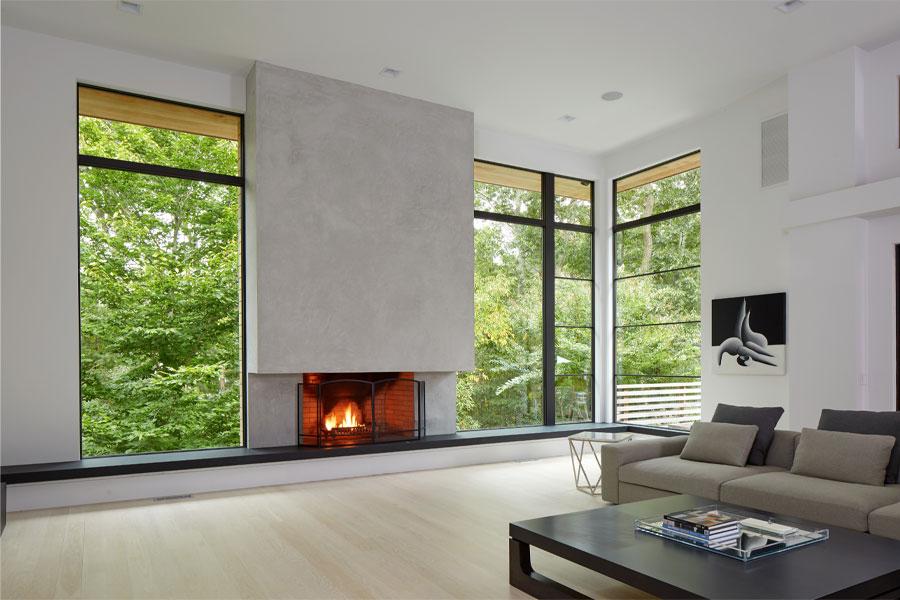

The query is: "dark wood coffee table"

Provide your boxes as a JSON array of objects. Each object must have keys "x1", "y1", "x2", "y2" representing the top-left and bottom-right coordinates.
[{"x1": 509, "y1": 494, "x2": 900, "y2": 599}]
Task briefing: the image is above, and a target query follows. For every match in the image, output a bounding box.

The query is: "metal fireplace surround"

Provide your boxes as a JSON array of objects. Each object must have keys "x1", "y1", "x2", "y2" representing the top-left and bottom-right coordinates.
[{"x1": 297, "y1": 373, "x2": 425, "y2": 447}]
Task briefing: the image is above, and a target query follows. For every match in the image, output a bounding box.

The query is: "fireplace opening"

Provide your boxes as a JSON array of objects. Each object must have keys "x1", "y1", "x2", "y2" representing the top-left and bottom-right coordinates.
[{"x1": 298, "y1": 373, "x2": 424, "y2": 446}]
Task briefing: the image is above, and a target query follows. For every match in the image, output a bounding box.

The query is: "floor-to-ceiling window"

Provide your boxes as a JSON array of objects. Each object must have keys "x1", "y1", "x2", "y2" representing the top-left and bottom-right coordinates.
[
  {"x1": 612, "y1": 152, "x2": 701, "y2": 429},
  {"x1": 457, "y1": 161, "x2": 594, "y2": 431},
  {"x1": 78, "y1": 86, "x2": 244, "y2": 456}
]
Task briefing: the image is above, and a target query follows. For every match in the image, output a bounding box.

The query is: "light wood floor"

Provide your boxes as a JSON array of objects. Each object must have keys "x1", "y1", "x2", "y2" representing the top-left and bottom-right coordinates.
[{"x1": 0, "y1": 456, "x2": 652, "y2": 600}]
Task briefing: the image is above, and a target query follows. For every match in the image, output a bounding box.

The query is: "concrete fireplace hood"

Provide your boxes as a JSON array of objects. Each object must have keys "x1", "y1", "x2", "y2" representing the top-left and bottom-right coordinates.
[
  {"x1": 243, "y1": 62, "x2": 475, "y2": 445},
  {"x1": 244, "y1": 61, "x2": 475, "y2": 376}
]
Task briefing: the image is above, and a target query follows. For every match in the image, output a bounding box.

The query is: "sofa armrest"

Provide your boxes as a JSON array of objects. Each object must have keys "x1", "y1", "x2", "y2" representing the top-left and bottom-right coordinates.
[{"x1": 601, "y1": 435, "x2": 688, "y2": 503}]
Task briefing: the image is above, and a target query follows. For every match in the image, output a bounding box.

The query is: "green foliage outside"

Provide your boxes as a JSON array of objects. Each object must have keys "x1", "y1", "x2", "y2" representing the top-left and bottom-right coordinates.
[
  {"x1": 79, "y1": 117, "x2": 242, "y2": 456},
  {"x1": 457, "y1": 182, "x2": 593, "y2": 430},
  {"x1": 614, "y1": 169, "x2": 701, "y2": 382},
  {"x1": 458, "y1": 167, "x2": 701, "y2": 431}
]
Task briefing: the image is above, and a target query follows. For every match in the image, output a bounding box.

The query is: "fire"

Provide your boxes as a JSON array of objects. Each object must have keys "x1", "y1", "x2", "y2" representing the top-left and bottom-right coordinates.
[{"x1": 323, "y1": 400, "x2": 364, "y2": 431}]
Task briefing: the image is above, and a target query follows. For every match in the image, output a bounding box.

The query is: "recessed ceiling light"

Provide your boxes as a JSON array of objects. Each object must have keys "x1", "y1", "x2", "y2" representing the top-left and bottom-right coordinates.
[
  {"x1": 602, "y1": 91, "x2": 624, "y2": 101},
  {"x1": 774, "y1": 0, "x2": 804, "y2": 13},
  {"x1": 558, "y1": 114, "x2": 576, "y2": 122},
  {"x1": 117, "y1": 0, "x2": 142, "y2": 15},
  {"x1": 379, "y1": 67, "x2": 402, "y2": 78}
]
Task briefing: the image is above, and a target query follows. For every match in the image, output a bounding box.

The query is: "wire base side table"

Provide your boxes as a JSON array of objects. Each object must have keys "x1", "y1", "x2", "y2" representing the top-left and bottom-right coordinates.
[{"x1": 568, "y1": 431, "x2": 633, "y2": 496}]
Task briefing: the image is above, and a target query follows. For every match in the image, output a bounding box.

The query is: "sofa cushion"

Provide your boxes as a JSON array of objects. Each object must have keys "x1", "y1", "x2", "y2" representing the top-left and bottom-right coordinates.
[
  {"x1": 680, "y1": 422, "x2": 759, "y2": 466},
  {"x1": 721, "y1": 472, "x2": 900, "y2": 531},
  {"x1": 791, "y1": 428, "x2": 895, "y2": 486},
  {"x1": 765, "y1": 430, "x2": 800, "y2": 469},
  {"x1": 818, "y1": 409, "x2": 900, "y2": 484},
  {"x1": 868, "y1": 502, "x2": 900, "y2": 541},
  {"x1": 712, "y1": 404, "x2": 784, "y2": 465},
  {"x1": 619, "y1": 455, "x2": 782, "y2": 500}
]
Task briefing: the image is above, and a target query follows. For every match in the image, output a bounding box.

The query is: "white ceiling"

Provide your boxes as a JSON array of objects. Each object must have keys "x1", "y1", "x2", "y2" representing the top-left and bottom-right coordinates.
[{"x1": 3, "y1": 1, "x2": 900, "y2": 155}]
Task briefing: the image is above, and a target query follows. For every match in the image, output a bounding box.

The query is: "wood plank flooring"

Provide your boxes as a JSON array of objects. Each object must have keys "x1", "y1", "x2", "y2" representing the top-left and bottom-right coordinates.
[{"x1": 1, "y1": 456, "x2": 652, "y2": 599}]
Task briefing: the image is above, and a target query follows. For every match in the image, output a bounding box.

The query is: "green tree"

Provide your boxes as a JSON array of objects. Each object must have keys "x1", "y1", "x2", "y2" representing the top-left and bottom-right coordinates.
[
  {"x1": 79, "y1": 117, "x2": 241, "y2": 456},
  {"x1": 458, "y1": 167, "x2": 700, "y2": 431}
]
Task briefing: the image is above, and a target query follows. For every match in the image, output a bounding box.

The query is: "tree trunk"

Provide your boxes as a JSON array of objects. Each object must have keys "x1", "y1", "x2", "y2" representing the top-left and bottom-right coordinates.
[{"x1": 640, "y1": 193, "x2": 655, "y2": 272}]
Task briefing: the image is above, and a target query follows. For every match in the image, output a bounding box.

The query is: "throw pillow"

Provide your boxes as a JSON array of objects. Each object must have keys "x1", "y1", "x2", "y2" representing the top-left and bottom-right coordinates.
[
  {"x1": 712, "y1": 403, "x2": 784, "y2": 466},
  {"x1": 680, "y1": 422, "x2": 759, "y2": 467},
  {"x1": 791, "y1": 428, "x2": 895, "y2": 486},
  {"x1": 818, "y1": 409, "x2": 900, "y2": 484}
]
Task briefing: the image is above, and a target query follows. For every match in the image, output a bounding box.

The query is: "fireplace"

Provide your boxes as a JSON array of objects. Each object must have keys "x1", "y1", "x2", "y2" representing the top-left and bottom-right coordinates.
[{"x1": 298, "y1": 373, "x2": 425, "y2": 446}]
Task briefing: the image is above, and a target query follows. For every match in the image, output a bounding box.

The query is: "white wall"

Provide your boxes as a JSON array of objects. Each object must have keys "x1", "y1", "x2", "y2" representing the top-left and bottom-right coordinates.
[
  {"x1": 863, "y1": 39, "x2": 900, "y2": 185},
  {"x1": 0, "y1": 27, "x2": 245, "y2": 466},
  {"x1": 866, "y1": 213, "x2": 900, "y2": 409},
  {"x1": 787, "y1": 218, "x2": 869, "y2": 429},
  {"x1": 788, "y1": 47, "x2": 866, "y2": 201},
  {"x1": 782, "y1": 39, "x2": 900, "y2": 424},
  {"x1": 475, "y1": 127, "x2": 602, "y2": 181},
  {"x1": 601, "y1": 79, "x2": 791, "y2": 423},
  {"x1": 789, "y1": 40, "x2": 900, "y2": 199}
]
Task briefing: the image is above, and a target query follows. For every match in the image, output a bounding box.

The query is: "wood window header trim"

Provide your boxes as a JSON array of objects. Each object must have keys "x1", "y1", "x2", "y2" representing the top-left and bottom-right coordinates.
[
  {"x1": 474, "y1": 160, "x2": 592, "y2": 201},
  {"x1": 614, "y1": 152, "x2": 701, "y2": 194},
  {"x1": 78, "y1": 86, "x2": 241, "y2": 141}
]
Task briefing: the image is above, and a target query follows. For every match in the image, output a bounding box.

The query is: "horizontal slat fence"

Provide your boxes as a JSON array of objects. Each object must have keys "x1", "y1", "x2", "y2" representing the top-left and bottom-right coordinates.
[{"x1": 615, "y1": 380, "x2": 701, "y2": 430}]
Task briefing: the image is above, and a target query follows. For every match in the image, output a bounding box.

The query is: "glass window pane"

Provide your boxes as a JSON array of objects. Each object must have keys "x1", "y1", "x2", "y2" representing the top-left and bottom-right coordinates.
[
  {"x1": 79, "y1": 116, "x2": 240, "y2": 176},
  {"x1": 614, "y1": 375, "x2": 701, "y2": 430},
  {"x1": 556, "y1": 326, "x2": 591, "y2": 376},
  {"x1": 474, "y1": 161, "x2": 541, "y2": 219},
  {"x1": 556, "y1": 229, "x2": 591, "y2": 279},
  {"x1": 555, "y1": 175, "x2": 591, "y2": 225},
  {"x1": 79, "y1": 166, "x2": 242, "y2": 456},
  {"x1": 556, "y1": 278, "x2": 592, "y2": 327},
  {"x1": 615, "y1": 268, "x2": 700, "y2": 326},
  {"x1": 556, "y1": 375, "x2": 592, "y2": 424},
  {"x1": 615, "y1": 212, "x2": 699, "y2": 278},
  {"x1": 457, "y1": 220, "x2": 543, "y2": 431},
  {"x1": 615, "y1": 160, "x2": 700, "y2": 225},
  {"x1": 615, "y1": 322, "x2": 700, "y2": 378}
]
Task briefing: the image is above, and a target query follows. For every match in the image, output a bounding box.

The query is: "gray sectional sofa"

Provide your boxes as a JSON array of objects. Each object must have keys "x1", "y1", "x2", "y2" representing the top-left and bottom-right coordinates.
[{"x1": 600, "y1": 431, "x2": 900, "y2": 540}]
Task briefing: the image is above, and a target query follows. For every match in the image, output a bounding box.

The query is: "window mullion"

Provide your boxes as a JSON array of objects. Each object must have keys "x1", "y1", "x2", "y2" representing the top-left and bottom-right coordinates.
[{"x1": 542, "y1": 172, "x2": 555, "y2": 426}]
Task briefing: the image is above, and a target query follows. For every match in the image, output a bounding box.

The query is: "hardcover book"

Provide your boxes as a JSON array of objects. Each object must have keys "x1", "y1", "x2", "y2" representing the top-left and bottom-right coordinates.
[{"x1": 663, "y1": 509, "x2": 741, "y2": 534}]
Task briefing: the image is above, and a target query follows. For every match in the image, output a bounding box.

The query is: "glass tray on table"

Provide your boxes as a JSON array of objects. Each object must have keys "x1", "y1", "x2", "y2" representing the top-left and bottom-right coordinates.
[{"x1": 634, "y1": 504, "x2": 829, "y2": 562}]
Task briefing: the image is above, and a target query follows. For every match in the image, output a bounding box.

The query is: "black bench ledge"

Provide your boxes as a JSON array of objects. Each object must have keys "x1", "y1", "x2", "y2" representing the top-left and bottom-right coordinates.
[{"x1": 1, "y1": 423, "x2": 681, "y2": 485}]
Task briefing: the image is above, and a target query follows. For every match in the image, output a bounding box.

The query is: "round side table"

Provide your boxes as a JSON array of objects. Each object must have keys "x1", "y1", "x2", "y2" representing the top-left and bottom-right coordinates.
[{"x1": 568, "y1": 431, "x2": 633, "y2": 496}]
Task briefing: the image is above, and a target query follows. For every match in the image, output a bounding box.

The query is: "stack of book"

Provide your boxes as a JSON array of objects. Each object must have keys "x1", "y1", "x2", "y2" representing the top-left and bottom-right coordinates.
[{"x1": 662, "y1": 509, "x2": 741, "y2": 549}]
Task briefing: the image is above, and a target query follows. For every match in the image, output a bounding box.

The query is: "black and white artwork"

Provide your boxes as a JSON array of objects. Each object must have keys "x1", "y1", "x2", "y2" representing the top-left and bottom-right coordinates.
[{"x1": 712, "y1": 293, "x2": 786, "y2": 375}]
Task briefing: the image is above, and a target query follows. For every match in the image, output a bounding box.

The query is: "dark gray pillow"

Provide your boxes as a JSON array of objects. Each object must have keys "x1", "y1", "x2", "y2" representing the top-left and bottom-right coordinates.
[
  {"x1": 712, "y1": 404, "x2": 784, "y2": 466},
  {"x1": 818, "y1": 409, "x2": 900, "y2": 484}
]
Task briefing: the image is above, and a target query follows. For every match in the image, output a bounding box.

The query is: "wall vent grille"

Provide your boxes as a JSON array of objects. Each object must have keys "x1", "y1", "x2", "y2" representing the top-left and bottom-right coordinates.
[{"x1": 761, "y1": 113, "x2": 789, "y2": 187}]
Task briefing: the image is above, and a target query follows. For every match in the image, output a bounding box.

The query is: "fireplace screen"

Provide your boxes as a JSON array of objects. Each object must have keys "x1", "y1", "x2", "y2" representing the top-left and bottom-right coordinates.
[{"x1": 298, "y1": 373, "x2": 424, "y2": 446}]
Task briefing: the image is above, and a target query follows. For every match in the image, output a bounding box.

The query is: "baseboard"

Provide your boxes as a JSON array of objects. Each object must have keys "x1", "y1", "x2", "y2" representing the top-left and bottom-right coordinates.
[{"x1": 6, "y1": 437, "x2": 571, "y2": 511}]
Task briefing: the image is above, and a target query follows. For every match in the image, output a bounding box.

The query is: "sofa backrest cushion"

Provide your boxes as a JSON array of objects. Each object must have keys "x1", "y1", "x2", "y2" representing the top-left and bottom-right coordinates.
[
  {"x1": 765, "y1": 430, "x2": 800, "y2": 469},
  {"x1": 680, "y1": 422, "x2": 758, "y2": 467},
  {"x1": 817, "y1": 409, "x2": 900, "y2": 484},
  {"x1": 712, "y1": 404, "x2": 785, "y2": 465},
  {"x1": 792, "y1": 428, "x2": 895, "y2": 486}
]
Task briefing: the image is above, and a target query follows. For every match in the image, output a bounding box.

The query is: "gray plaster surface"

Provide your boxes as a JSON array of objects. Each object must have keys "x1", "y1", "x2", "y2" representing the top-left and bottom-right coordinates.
[{"x1": 246, "y1": 62, "x2": 475, "y2": 374}]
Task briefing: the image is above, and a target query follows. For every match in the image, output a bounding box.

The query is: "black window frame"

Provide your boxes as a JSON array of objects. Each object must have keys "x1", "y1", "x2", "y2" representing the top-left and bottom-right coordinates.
[
  {"x1": 611, "y1": 151, "x2": 701, "y2": 428},
  {"x1": 472, "y1": 159, "x2": 595, "y2": 428},
  {"x1": 76, "y1": 83, "x2": 247, "y2": 457}
]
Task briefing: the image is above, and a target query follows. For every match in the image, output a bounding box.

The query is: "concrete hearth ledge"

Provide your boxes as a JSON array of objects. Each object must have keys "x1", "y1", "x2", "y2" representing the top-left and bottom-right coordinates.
[
  {"x1": 0, "y1": 423, "x2": 678, "y2": 486},
  {"x1": 1, "y1": 424, "x2": 684, "y2": 512}
]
